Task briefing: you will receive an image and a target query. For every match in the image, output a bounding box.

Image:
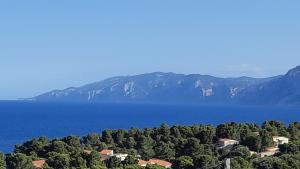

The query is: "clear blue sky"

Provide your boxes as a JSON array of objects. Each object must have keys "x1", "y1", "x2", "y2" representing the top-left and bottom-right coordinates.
[{"x1": 0, "y1": 1, "x2": 300, "y2": 99}]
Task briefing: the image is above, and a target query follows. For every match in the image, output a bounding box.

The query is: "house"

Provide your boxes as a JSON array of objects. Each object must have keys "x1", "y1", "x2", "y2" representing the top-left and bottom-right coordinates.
[
  {"x1": 273, "y1": 136, "x2": 289, "y2": 146},
  {"x1": 32, "y1": 160, "x2": 45, "y2": 169},
  {"x1": 252, "y1": 132, "x2": 260, "y2": 136},
  {"x1": 100, "y1": 149, "x2": 114, "y2": 156},
  {"x1": 149, "y1": 159, "x2": 172, "y2": 168},
  {"x1": 114, "y1": 153, "x2": 128, "y2": 161},
  {"x1": 137, "y1": 159, "x2": 172, "y2": 168},
  {"x1": 138, "y1": 159, "x2": 149, "y2": 167},
  {"x1": 218, "y1": 138, "x2": 239, "y2": 148},
  {"x1": 250, "y1": 151, "x2": 258, "y2": 156},
  {"x1": 99, "y1": 149, "x2": 114, "y2": 160},
  {"x1": 86, "y1": 149, "x2": 127, "y2": 161},
  {"x1": 258, "y1": 147, "x2": 279, "y2": 157},
  {"x1": 266, "y1": 147, "x2": 280, "y2": 152},
  {"x1": 83, "y1": 150, "x2": 92, "y2": 154}
]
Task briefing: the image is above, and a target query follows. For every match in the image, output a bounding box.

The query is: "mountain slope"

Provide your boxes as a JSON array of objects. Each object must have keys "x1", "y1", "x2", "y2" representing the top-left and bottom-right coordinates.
[
  {"x1": 237, "y1": 66, "x2": 300, "y2": 105},
  {"x1": 30, "y1": 72, "x2": 268, "y2": 104},
  {"x1": 30, "y1": 66, "x2": 300, "y2": 105}
]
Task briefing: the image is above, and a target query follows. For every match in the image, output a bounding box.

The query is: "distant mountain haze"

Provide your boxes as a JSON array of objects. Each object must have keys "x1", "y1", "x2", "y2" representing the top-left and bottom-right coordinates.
[
  {"x1": 29, "y1": 66, "x2": 300, "y2": 105},
  {"x1": 237, "y1": 66, "x2": 300, "y2": 105}
]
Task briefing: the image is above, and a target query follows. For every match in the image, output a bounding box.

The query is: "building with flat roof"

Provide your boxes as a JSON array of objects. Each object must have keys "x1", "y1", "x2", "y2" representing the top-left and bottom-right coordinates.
[
  {"x1": 273, "y1": 136, "x2": 289, "y2": 146},
  {"x1": 218, "y1": 138, "x2": 239, "y2": 148},
  {"x1": 258, "y1": 147, "x2": 279, "y2": 157},
  {"x1": 114, "y1": 153, "x2": 128, "y2": 161}
]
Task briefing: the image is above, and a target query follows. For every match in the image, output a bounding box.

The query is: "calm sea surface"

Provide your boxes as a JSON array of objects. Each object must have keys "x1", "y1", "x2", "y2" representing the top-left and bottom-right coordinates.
[{"x1": 0, "y1": 101, "x2": 300, "y2": 152}]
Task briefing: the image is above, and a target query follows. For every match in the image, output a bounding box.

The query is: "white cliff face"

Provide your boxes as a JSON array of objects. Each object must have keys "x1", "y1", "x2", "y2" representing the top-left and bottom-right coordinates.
[
  {"x1": 50, "y1": 92, "x2": 57, "y2": 96},
  {"x1": 195, "y1": 80, "x2": 202, "y2": 88},
  {"x1": 177, "y1": 80, "x2": 184, "y2": 85},
  {"x1": 111, "y1": 83, "x2": 119, "y2": 91},
  {"x1": 202, "y1": 88, "x2": 213, "y2": 97},
  {"x1": 87, "y1": 91, "x2": 93, "y2": 101},
  {"x1": 124, "y1": 81, "x2": 135, "y2": 96},
  {"x1": 195, "y1": 80, "x2": 215, "y2": 97},
  {"x1": 230, "y1": 87, "x2": 239, "y2": 98},
  {"x1": 96, "y1": 89, "x2": 103, "y2": 94},
  {"x1": 87, "y1": 90, "x2": 100, "y2": 101}
]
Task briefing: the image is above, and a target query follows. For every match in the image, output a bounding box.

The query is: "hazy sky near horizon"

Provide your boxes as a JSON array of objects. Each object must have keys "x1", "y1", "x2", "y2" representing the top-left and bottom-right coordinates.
[{"x1": 0, "y1": 1, "x2": 300, "y2": 99}]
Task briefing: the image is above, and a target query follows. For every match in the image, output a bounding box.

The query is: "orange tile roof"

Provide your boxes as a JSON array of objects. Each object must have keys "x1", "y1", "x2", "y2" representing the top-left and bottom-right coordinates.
[
  {"x1": 100, "y1": 149, "x2": 113, "y2": 155},
  {"x1": 138, "y1": 159, "x2": 149, "y2": 166},
  {"x1": 32, "y1": 160, "x2": 45, "y2": 169},
  {"x1": 149, "y1": 159, "x2": 172, "y2": 167},
  {"x1": 266, "y1": 147, "x2": 279, "y2": 152}
]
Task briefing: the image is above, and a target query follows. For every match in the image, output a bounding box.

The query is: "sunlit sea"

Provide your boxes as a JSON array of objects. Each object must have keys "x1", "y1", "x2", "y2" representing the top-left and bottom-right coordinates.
[{"x1": 0, "y1": 101, "x2": 300, "y2": 152}]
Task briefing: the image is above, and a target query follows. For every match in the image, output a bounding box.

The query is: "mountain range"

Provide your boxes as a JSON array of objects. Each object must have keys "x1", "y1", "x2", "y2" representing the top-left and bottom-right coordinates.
[{"x1": 29, "y1": 66, "x2": 300, "y2": 105}]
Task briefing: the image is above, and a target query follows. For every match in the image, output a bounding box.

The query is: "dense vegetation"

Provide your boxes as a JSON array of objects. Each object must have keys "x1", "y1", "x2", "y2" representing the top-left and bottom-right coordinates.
[{"x1": 1, "y1": 121, "x2": 300, "y2": 169}]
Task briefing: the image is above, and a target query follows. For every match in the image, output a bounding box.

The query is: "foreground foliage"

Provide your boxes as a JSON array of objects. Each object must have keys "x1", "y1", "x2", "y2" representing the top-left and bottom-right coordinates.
[{"x1": 2, "y1": 120, "x2": 300, "y2": 169}]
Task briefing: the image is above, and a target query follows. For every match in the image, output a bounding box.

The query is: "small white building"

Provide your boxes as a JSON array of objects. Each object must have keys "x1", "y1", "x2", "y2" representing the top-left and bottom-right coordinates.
[
  {"x1": 218, "y1": 138, "x2": 239, "y2": 148},
  {"x1": 273, "y1": 136, "x2": 289, "y2": 146},
  {"x1": 250, "y1": 151, "x2": 258, "y2": 156},
  {"x1": 114, "y1": 153, "x2": 128, "y2": 161},
  {"x1": 252, "y1": 132, "x2": 260, "y2": 136},
  {"x1": 258, "y1": 147, "x2": 279, "y2": 157}
]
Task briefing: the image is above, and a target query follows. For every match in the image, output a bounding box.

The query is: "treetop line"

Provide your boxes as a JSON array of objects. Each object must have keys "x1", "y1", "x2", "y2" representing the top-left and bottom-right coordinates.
[{"x1": 1, "y1": 120, "x2": 300, "y2": 169}]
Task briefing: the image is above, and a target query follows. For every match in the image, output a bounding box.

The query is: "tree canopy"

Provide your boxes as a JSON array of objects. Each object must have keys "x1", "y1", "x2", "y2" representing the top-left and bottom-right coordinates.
[{"x1": 4, "y1": 121, "x2": 300, "y2": 169}]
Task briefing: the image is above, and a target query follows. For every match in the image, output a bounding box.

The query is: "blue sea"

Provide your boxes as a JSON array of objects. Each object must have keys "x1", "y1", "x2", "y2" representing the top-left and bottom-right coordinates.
[{"x1": 0, "y1": 101, "x2": 300, "y2": 153}]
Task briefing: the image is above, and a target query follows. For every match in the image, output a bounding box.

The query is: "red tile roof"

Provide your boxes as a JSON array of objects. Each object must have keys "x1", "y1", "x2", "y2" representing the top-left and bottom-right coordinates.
[
  {"x1": 99, "y1": 149, "x2": 113, "y2": 155},
  {"x1": 149, "y1": 159, "x2": 172, "y2": 167},
  {"x1": 266, "y1": 147, "x2": 279, "y2": 152},
  {"x1": 138, "y1": 159, "x2": 149, "y2": 166},
  {"x1": 32, "y1": 160, "x2": 45, "y2": 169}
]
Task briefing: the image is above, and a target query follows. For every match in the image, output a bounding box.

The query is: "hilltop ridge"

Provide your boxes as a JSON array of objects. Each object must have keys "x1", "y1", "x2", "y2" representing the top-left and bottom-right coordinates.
[{"x1": 29, "y1": 66, "x2": 300, "y2": 105}]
